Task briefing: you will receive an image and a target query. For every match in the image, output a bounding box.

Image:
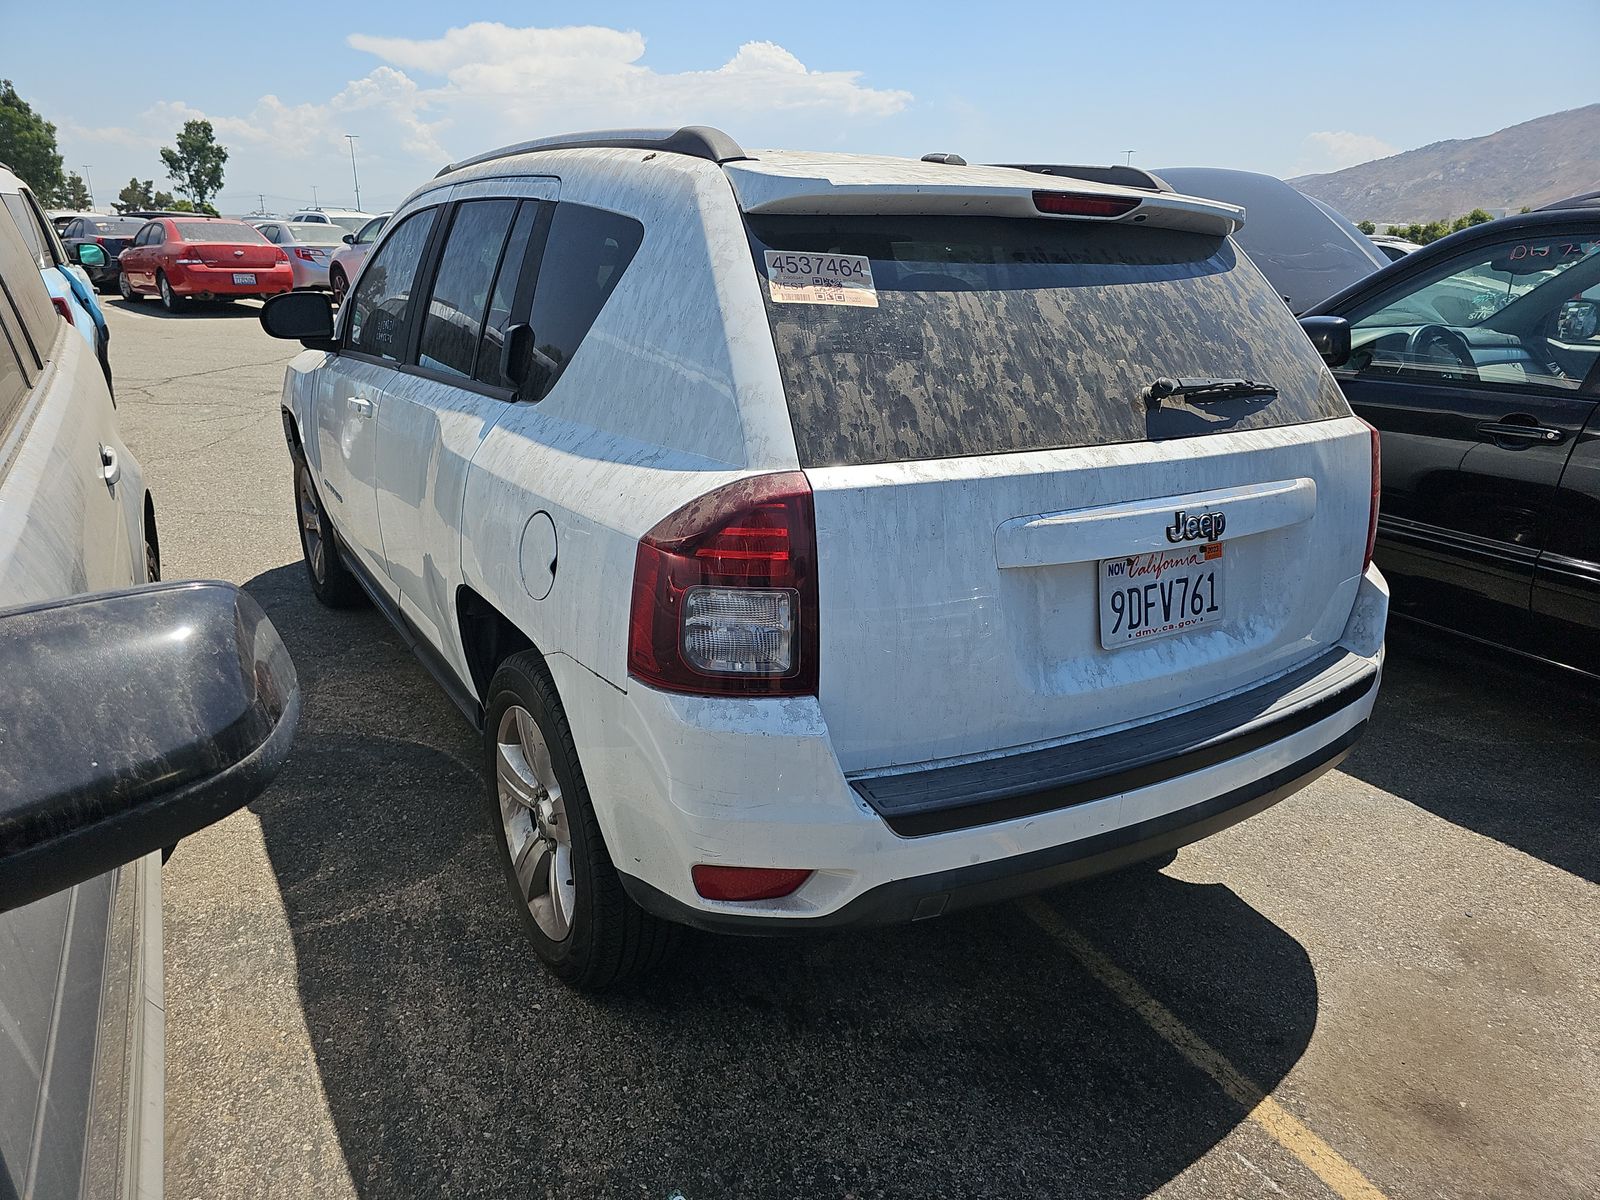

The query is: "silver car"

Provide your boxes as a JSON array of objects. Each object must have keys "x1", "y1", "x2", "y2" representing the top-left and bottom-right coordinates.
[
  {"x1": 329, "y1": 211, "x2": 390, "y2": 304},
  {"x1": 254, "y1": 221, "x2": 348, "y2": 290}
]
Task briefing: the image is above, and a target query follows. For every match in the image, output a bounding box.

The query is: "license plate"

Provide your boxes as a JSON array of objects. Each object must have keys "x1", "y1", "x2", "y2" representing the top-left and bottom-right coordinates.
[
  {"x1": 1099, "y1": 543, "x2": 1226, "y2": 648},
  {"x1": 232, "y1": 272, "x2": 256, "y2": 285}
]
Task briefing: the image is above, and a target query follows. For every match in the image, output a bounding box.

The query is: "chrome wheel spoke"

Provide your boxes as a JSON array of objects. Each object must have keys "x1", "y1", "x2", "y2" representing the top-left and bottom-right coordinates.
[{"x1": 495, "y1": 703, "x2": 575, "y2": 941}]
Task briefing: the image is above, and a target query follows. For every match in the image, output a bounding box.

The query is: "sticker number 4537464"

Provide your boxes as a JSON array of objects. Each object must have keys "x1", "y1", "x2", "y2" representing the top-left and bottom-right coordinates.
[{"x1": 764, "y1": 250, "x2": 878, "y2": 307}]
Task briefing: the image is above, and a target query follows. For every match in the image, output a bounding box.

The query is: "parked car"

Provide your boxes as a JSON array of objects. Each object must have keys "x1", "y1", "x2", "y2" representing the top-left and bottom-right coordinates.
[
  {"x1": 59, "y1": 214, "x2": 147, "y2": 292},
  {"x1": 1303, "y1": 208, "x2": 1600, "y2": 676},
  {"x1": 0, "y1": 187, "x2": 300, "y2": 1197},
  {"x1": 1152, "y1": 167, "x2": 1389, "y2": 312},
  {"x1": 117, "y1": 216, "x2": 293, "y2": 310},
  {"x1": 261, "y1": 126, "x2": 1387, "y2": 989},
  {"x1": 286, "y1": 207, "x2": 372, "y2": 235},
  {"x1": 1369, "y1": 234, "x2": 1424, "y2": 261},
  {"x1": 329, "y1": 211, "x2": 390, "y2": 303},
  {"x1": 1, "y1": 164, "x2": 113, "y2": 388},
  {"x1": 253, "y1": 220, "x2": 348, "y2": 290},
  {"x1": 47, "y1": 208, "x2": 97, "y2": 235}
]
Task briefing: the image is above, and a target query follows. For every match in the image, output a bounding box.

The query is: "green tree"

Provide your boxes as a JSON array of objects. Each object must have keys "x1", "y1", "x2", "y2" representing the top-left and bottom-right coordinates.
[
  {"x1": 58, "y1": 171, "x2": 91, "y2": 210},
  {"x1": 0, "y1": 79, "x2": 65, "y2": 202},
  {"x1": 1356, "y1": 220, "x2": 1377, "y2": 235},
  {"x1": 159, "y1": 119, "x2": 227, "y2": 210},
  {"x1": 116, "y1": 177, "x2": 154, "y2": 212}
]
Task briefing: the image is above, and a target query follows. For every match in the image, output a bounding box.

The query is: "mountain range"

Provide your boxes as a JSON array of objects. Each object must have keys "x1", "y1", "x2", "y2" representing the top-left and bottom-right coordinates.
[{"x1": 1290, "y1": 104, "x2": 1599, "y2": 223}]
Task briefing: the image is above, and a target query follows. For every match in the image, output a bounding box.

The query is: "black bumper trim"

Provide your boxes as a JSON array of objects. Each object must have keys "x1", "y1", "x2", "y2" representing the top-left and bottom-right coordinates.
[
  {"x1": 852, "y1": 649, "x2": 1377, "y2": 837},
  {"x1": 618, "y1": 720, "x2": 1365, "y2": 935}
]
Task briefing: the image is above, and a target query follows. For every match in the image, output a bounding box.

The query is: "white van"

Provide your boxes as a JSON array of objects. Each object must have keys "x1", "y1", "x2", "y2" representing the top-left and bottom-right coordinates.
[{"x1": 261, "y1": 127, "x2": 1387, "y2": 989}]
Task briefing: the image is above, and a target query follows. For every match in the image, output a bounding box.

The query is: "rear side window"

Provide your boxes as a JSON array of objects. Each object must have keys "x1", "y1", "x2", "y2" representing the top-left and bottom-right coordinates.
[
  {"x1": 747, "y1": 215, "x2": 1349, "y2": 466},
  {"x1": 2, "y1": 195, "x2": 49, "y2": 268},
  {"x1": 0, "y1": 207, "x2": 59, "y2": 371},
  {"x1": 417, "y1": 198, "x2": 520, "y2": 381},
  {"x1": 348, "y1": 208, "x2": 437, "y2": 361},
  {"x1": 475, "y1": 203, "x2": 540, "y2": 388},
  {"x1": 527, "y1": 203, "x2": 642, "y2": 399}
]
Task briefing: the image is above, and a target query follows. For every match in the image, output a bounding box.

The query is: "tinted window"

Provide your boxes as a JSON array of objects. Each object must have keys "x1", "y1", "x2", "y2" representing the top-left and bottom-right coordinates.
[
  {"x1": 476, "y1": 203, "x2": 540, "y2": 388},
  {"x1": 175, "y1": 221, "x2": 266, "y2": 243},
  {"x1": 0, "y1": 303, "x2": 25, "y2": 432},
  {"x1": 2, "y1": 196, "x2": 48, "y2": 268},
  {"x1": 417, "y1": 200, "x2": 518, "y2": 381},
  {"x1": 527, "y1": 203, "x2": 642, "y2": 398},
  {"x1": 348, "y1": 208, "x2": 437, "y2": 361},
  {"x1": 748, "y1": 215, "x2": 1349, "y2": 467},
  {"x1": 0, "y1": 209, "x2": 54, "y2": 376},
  {"x1": 93, "y1": 219, "x2": 144, "y2": 236}
]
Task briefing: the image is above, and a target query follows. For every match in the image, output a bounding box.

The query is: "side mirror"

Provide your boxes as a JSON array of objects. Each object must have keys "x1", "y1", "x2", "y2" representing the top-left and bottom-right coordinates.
[
  {"x1": 0, "y1": 581, "x2": 300, "y2": 913},
  {"x1": 261, "y1": 290, "x2": 337, "y2": 351},
  {"x1": 341, "y1": 233, "x2": 355, "y2": 244},
  {"x1": 1557, "y1": 299, "x2": 1599, "y2": 341},
  {"x1": 73, "y1": 243, "x2": 107, "y2": 267},
  {"x1": 1299, "y1": 315, "x2": 1352, "y2": 368}
]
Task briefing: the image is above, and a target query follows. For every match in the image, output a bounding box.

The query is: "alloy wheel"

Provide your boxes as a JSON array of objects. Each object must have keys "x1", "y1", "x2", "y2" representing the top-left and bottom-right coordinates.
[
  {"x1": 297, "y1": 468, "x2": 325, "y2": 583},
  {"x1": 495, "y1": 704, "x2": 575, "y2": 941}
]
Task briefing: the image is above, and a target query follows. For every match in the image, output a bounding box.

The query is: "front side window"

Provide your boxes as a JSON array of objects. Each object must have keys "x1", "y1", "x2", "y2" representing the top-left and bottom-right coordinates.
[
  {"x1": 526, "y1": 203, "x2": 643, "y2": 399},
  {"x1": 418, "y1": 199, "x2": 520, "y2": 380},
  {"x1": 356, "y1": 216, "x2": 387, "y2": 245},
  {"x1": 347, "y1": 208, "x2": 437, "y2": 361},
  {"x1": 1343, "y1": 233, "x2": 1600, "y2": 390}
]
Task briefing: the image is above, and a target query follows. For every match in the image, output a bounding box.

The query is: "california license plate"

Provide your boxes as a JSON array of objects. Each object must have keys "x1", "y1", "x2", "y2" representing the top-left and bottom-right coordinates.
[
  {"x1": 232, "y1": 272, "x2": 256, "y2": 285},
  {"x1": 1099, "y1": 544, "x2": 1226, "y2": 648}
]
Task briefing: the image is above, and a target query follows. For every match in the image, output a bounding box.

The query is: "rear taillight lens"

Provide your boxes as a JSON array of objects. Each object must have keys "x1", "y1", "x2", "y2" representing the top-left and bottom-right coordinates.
[
  {"x1": 628, "y1": 472, "x2": 819, "y2": 696},
  {"x1": 174, "y1": 245, "x2": 203, "y2": 264},
  {"x1": 1362, "y1": 419, "x2": 1381, "y2": 573},
  {"x1": 294, "y1": 247, "x2": 324, "y2": 261},
  {"x1": 692, "y1": 865, "x2": 813, "y2": 901},
  {"x1": 1033, "y1": 191, "x2": 1140, "y2": 218},
  {"x1": 276, "y1": 250, "x2": 290, "y2": 264},
  {"x1": 50, "y1": 296, "x2": 74, "y2": 325}
]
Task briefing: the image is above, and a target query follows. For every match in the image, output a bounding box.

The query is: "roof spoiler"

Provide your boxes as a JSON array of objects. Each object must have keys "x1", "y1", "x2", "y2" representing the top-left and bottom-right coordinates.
[
  {"x1": 991, "y1": 163, "x2": 1173, "y2": 193},
  {"x1": 437, "y1": 126, "x2": 750, "y2": 178}
]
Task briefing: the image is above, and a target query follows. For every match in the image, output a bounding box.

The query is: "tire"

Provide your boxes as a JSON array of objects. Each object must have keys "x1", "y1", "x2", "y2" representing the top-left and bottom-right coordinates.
[
  {"x1": 117, "y1": 272, "x2": 140, "y2": 302},
  {"x1": 156, "y1": 271, "x2": 184, "y2": 313},
  {"x1": 329, "y1": 266, "x2": 348, "y2": 306},
  {"x1": 96, "y1": 279, "x2": 117, "y2": 296},
  {"x1": 293, "y1": 455, "x2": 366, "y2": 608},
  {"x1": 483, "y1": 652, "x2": 679, "y2": 990}
]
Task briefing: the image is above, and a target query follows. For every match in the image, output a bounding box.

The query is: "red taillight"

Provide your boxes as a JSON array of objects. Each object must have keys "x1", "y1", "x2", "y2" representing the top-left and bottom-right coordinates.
[
  {"x1": 1362, "y1": 419, "x2": 1381, "y2": 573},
  {"x1": 294, "y1": 247, "x2": 322, "y2": 261},
  {"x1": 1032, "y1": 190, "x2": 1140, "y2": 218},
  {"x1": 50, "y1": 296, "x2": 74, "y2": 325},
  {"x1": 628, "y1": 471, "x2": 819, "y2": 696},
  {"x1": 692, "y1": 865, "x2": 813, "y2": 902},
  {"x1": 174, "y1": 244, "x2": 203, "y2": 264},
  {"x1": 276, "y1": 250, "x2": 290, "y2": 264}
]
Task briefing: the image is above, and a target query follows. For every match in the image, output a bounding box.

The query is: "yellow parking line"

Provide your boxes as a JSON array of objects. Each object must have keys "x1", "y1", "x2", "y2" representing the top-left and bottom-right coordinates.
[{"x1": 1019, "y1": 897, "x2": 1390, "y2": 1200}]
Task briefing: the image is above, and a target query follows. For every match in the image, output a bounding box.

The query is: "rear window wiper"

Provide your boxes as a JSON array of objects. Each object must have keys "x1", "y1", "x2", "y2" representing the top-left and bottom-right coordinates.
[{"x1": 1145, "y1": 377, "x2": 1279, "y2": 405}]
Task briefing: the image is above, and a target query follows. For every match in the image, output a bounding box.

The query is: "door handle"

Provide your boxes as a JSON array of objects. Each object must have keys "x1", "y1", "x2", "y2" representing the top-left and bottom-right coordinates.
[
  {"x1": 348, "y1": 395, "x2": 374, "y2": 417},
  {"x1": 1477, "y1": 420, "x2": 1565, "y2": 445},
  {"x1": 99, "y1": 444, "x2": 120, "y2": 487}
]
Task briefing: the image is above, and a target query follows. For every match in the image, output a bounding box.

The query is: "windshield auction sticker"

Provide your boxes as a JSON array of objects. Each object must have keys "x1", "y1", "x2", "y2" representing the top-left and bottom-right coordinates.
[{"x1": 764, "y1": 251, "x2": 878, "y2": 307}]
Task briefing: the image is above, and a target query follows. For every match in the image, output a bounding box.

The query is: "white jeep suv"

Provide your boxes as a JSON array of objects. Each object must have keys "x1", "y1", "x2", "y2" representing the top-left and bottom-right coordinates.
[{"x1": 262, "y1": 127, "x2": 1387, "y2": 989}]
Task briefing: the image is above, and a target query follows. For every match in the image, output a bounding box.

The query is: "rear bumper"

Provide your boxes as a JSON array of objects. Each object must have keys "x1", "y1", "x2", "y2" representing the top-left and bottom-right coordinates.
[
  {"x1": 167, "y1": 265, "x2": 294, "y2": 296},
  {"x1": 621, "y1": 720, "x2": 1363, "y2": 932},
  {"x1": 559, "y1": 566, "x2": 1389, "y2": 932}
]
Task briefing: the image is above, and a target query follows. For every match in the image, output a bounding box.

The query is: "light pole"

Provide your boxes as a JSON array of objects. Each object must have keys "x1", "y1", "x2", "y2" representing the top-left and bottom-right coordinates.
[
  {"x1": 1124, "y1": 149, "x2": 1136, "y2": 166},
  {"x1": 345, "y1": 134, "x2": 362, "y2": 212},
  {"x1": 311, "y1": 184, "x2": 319, "y2": 208},
  {"x1": 82, "y1": 165, "x2": 94, "y2": 207}
]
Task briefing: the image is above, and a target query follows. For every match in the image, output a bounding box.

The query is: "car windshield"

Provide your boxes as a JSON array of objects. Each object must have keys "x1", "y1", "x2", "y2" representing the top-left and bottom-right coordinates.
[
  {"x1": 747, "y1": 214, "x2": 1347, "y2": 466},
  {"x1": 176, "y1": 221, "x2": 268, "y2": 243}
]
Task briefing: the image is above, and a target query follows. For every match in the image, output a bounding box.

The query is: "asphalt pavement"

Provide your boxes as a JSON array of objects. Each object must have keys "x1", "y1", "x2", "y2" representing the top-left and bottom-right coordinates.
[{"x1": 103, "y1": 295, "x2": 1600, "y2": 1200}]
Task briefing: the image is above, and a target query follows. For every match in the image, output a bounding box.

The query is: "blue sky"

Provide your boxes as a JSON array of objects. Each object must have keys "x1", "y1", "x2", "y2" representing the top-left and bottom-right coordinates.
[{"x1": 7, "y1": 0, "x2": 1595, "y2": 214}]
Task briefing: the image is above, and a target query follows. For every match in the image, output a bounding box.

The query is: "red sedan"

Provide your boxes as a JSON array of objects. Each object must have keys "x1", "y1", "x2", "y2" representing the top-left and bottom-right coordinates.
[{"x1": 117, "y1": 217, "x2": 294, "y2": 310}]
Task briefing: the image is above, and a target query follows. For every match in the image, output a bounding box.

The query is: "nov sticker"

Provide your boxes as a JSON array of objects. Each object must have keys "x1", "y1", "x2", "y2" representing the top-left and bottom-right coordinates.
[{"x1": 764, "y1": 251, "x2": 878, "y2": 307}]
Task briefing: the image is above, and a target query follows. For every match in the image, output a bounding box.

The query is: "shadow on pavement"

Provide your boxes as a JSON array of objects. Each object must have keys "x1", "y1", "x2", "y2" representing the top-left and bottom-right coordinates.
[
  {"x1": 106, "y1": 296, "x2": 264, "y2": 318},
  {"x1": 1341, "y1": 624, "x2": 1600, "y2": 883},
  {"x1": 241, "y1": 561, "x2": 1319, "y2": 1199}
]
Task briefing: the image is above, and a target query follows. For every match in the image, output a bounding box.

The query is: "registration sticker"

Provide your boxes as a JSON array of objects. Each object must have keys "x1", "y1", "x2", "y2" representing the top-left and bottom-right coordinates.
[{"x1": 764, "y1": 251, "x2": 878, "y2": 307}]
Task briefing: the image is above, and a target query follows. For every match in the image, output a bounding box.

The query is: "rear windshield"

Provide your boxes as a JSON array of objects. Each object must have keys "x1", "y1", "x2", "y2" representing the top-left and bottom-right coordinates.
[
  {"x1": 285, "y1": 223, "x2": 346, "y2": 244},
  {"x1": 177, "y1": 221, "x2": 267, "y2": 243},
  {"x1": 327, "y1": 215, "x2": 369, "y2": 234},
  {"x1": 747, "y1": 215, "x2": 1349, "y2": 467},
  {"x1": 93, "y1": 219, "x2": 144, "y2": 234}
]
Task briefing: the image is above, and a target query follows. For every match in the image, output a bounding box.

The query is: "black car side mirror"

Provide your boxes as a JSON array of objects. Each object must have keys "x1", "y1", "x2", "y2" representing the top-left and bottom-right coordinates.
[
  {"x1": 500, "y1": 324, "x2": 560, "y2": 399},
  {"x1": 260, "y1": 290, "x2": 338, "y2": 351},
  {"x1": 341, "y1": 233, "x2": 355, "y2": 244},
  {"x1": 0, "y1": 581, "x2": 300, "y2": 913},
  {"x1": 1298, "y1": 315, "x2": 1352, "y2": 368}
]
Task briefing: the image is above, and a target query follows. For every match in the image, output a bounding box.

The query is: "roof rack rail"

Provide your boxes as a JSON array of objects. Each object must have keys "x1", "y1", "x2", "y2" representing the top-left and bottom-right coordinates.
[
  {"x1": 991, "y1": 163, "x2": 1172, "y2": 193},
  {"x1": 437, "y1": 126, "x2": 750, "y2": 178}
]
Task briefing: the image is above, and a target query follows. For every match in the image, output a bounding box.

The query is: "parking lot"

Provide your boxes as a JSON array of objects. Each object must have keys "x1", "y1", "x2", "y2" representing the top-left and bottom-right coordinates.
[{"x1": 103, "y1": 296, "x2": 1600, "y2": 1199}]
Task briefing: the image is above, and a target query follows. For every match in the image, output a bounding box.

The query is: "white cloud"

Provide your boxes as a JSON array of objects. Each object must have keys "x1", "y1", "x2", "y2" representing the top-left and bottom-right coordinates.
[
  {"x1": 53, "y1": 21, "x2": 911, "y2": 212},
  {"x1": 1299, "y1": 130, "x2": 1399, "y2": 174}
]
